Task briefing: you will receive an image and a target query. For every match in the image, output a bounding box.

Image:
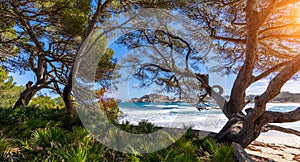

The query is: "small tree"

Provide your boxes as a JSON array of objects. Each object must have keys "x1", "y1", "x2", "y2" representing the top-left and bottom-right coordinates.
[
  {"x1": 95, "y1": 88, "x2": 119, "y2": 121},
  {"x1": 0, "y1": 0, "x2": 91, "y2": 111},
  {"x1": 0, "y1": 0, "x2": 120, "y2": 114}
]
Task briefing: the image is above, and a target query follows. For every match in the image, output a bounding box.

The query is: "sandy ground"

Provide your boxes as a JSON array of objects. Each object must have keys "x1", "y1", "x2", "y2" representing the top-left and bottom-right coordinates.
[{"x1": 245, "y1": 131, "x2": 300, "y2": 162}]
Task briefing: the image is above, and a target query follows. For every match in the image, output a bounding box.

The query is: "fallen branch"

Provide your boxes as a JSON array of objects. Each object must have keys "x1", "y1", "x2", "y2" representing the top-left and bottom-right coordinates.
[{"x1": 262, "y1": 124, "x2": 300, "y2": 136}]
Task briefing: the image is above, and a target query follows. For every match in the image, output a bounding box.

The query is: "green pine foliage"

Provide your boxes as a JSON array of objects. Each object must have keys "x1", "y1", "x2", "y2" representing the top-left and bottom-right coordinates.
[
  {"x1": 0, "y1": 66, "x2": 24, "y2": 108},
  {"x1": 29, "y1": 96, "x2": 57, "y2": 109}
]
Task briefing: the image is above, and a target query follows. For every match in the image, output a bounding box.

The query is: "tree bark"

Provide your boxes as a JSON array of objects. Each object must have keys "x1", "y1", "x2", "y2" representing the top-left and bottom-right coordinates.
[
  {"x1": 216, "y1": 106, "x2": 300, "y2": 148},
  {"x1": 14, "y1": 81, "x2": 41, "y2": 109},
  {"x1": 226, "y1": 0, "x2": 259, "y2": 117},
  {"x1": 62, "y1": 82, "x2": 75, "y2": 114},
  {"x1": 14, "y1": 89, "x2": 35, "y2": 108},
  {"x1": 215, "y1": 113, "x2": 263, "y2": 148}
]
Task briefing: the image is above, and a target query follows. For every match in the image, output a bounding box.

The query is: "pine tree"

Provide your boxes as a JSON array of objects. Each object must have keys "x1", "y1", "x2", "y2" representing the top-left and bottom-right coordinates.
[{"x1": 0, "y1": 66, "x2": 24, "y2": 107}]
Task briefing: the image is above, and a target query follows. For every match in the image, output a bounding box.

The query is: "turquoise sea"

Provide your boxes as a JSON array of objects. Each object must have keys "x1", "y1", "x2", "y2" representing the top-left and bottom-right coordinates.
[{"x1": 118, "y1": 102, "x2": 300, "y2": 132}]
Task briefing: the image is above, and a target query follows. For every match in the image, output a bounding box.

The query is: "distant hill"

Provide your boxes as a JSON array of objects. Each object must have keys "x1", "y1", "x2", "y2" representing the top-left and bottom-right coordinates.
[
  {"x1": 245, "y1": 92, "x2": 300, "y2": 103},
  {"x1": 128, "y1": 93, "x2": 200, "y2": 103},
  {"x1": 129, "y1": 93, "x2": 171, "y2": 102},
  {"x1": 128, "y1": 92, "x2": 300, "y2": 103}
]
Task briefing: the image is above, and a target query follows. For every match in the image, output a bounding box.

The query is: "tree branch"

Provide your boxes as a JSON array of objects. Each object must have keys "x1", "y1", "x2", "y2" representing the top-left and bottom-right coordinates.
[
  {"x1": 210, "y1": 35, "x2": 246, "y2": 44},
  {"x1": 86, "y1": 0, "x2": 114, "y2": 36},
  {"x1": 259, "y1": 54, "x2": 300, "y2": 104},
  {"x1": 262, "y1": 124, "x2": 300, "y2": 136},
  {"x1": 259, "y1": 23, "x2": 300, "y2": 35},
  {"x1": 254, "y1": 60, "x2": 291, "y2": 82},
  {"x1": 12, "y1": 4, "x2": 44, "y2": 52},
  {"x1": 261, "y1": 107, "x2": 300, "y2": 124},
  {"x1": 156, "y1": 29, "x2": 193, "y2": 71},
  {"x1": 260, "y1": 34, "x2": 300, "y2": 40},
  {"x1": 247, "y1": 54, "x2": 300, "y2": 122},
  {"x1": 140, "y1": 63, "x2": 172, "y2": 73},
  {"x1": 259, "y1": 41, "x2": 294, "y2": 59},
  {"x1": 257, "y1": 0, "x2": 277, "y2": 27}
]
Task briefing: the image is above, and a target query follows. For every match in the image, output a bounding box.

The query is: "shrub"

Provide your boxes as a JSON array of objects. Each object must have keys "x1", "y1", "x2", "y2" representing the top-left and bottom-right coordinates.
[
  {"x1": 202, "y1": 137, "x2": 235, "y2": 162},
  {"x1": 0, "y1": 106, "x2": 235, "y2": 161}
]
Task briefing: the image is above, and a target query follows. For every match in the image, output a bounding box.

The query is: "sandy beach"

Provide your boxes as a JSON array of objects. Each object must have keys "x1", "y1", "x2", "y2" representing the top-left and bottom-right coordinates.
[{"x1": 246, "y1": 131, "x2": 300, "y2": 162}]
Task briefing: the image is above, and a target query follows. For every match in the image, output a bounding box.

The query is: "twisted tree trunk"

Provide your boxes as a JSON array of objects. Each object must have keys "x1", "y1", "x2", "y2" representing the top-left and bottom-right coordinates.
[
  {"x1": 215, "y1": 113, "x2": 262, "y2": 147},
  {"x1": 62, "y1": 0, "x2": 114, "y2": 115},
  {"x1": 215, "y1": 106, "x2": 300, "y2": 148},
  {"x1": 62, "y1": 80, "x2": 75, "y2": 114},
  {"x1": 14, "y1": 81, "x2": 44, "y2": 109}
]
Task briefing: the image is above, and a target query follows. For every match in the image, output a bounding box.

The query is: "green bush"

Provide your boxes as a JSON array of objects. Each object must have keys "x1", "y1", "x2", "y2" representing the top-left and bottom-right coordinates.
[
  {"x1": 0, "y1": 134, "x2": 10, "y2": 161},
  {"x1": 202, "y1": 137, "x2": 235, "y2": 162},
  {"x1": 212, "y1": 144, "x2": 234, "y2": 162},
  {"x1": 0, "y1": 106, "x2": 235, "y2": 161}
]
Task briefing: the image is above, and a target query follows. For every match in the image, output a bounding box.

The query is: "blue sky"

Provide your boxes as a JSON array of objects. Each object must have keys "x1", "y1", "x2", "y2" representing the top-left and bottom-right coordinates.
[
  {"x1": 9, "y1": 13, "x2": 300, "y2": 100},
  {"x1": 9, "y1": 37, "x2": 300, "y2": 100},
  {"x1": 11, "y1": 47, "x2": 300, "y2": 101},
  {"x1": 11, "y1": 69, "x2": 300, "y2": 101},
  {"x1": 6, "y1": 2, "x2": 300, "y2": 103}
]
